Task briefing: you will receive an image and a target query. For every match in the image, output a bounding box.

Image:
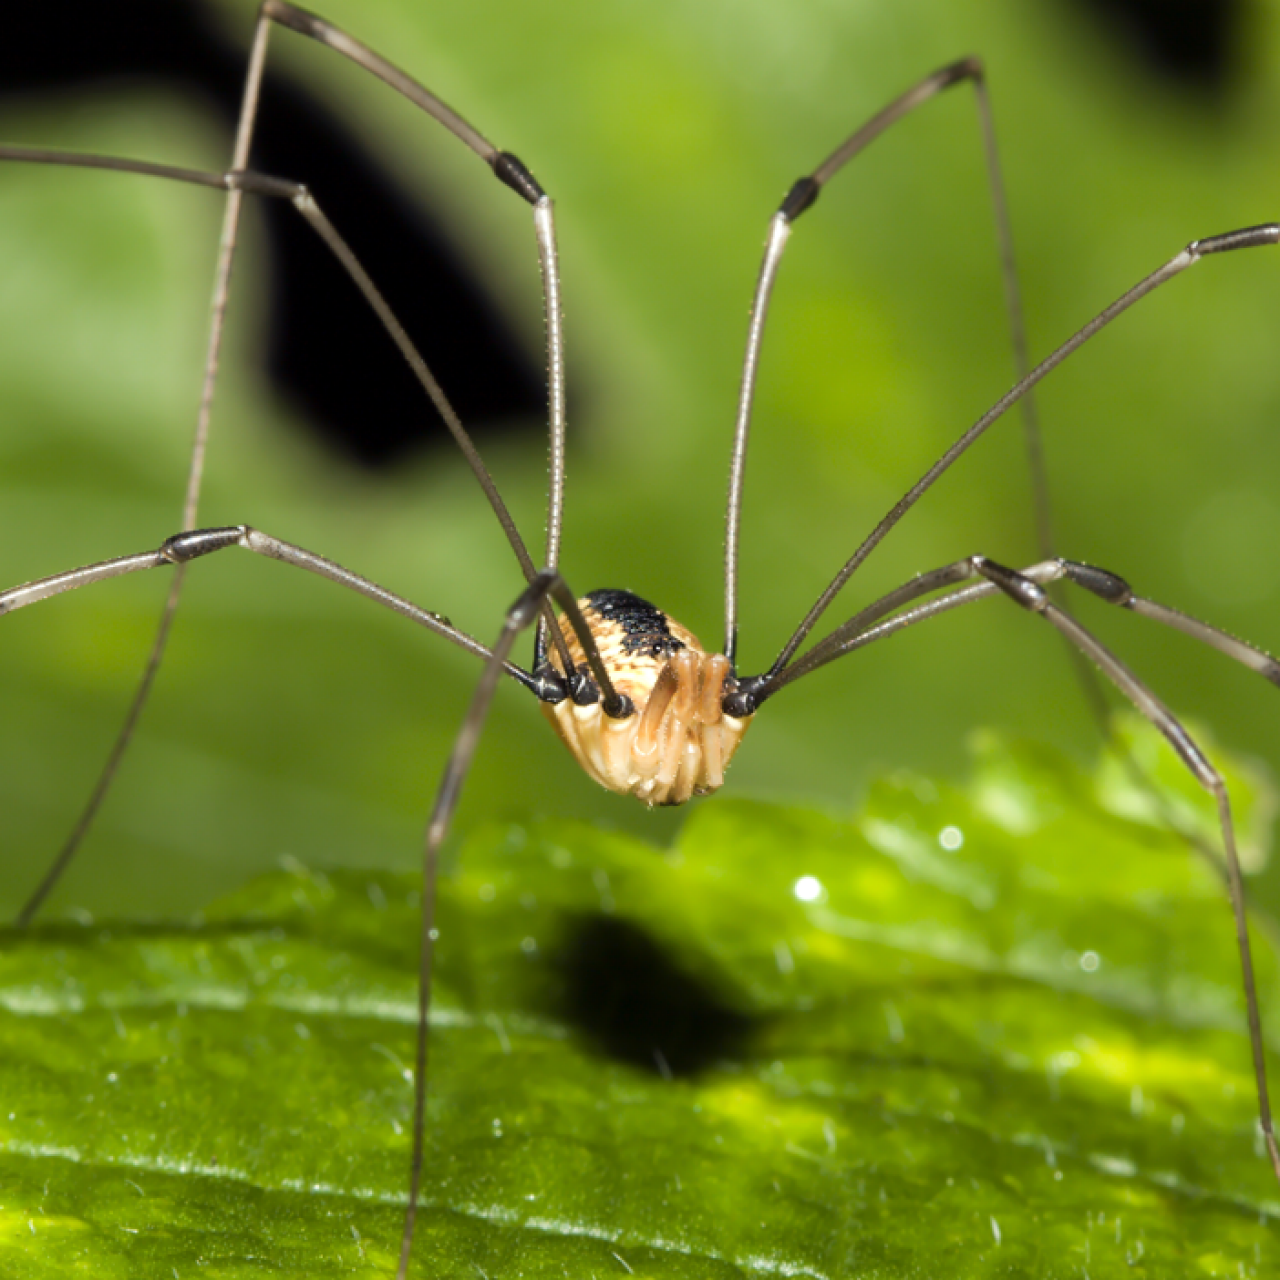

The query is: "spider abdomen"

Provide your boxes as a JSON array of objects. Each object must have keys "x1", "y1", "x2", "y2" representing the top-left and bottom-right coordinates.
[{"x1": 541, "y1": 589, "x2": 752, "y2": 806}]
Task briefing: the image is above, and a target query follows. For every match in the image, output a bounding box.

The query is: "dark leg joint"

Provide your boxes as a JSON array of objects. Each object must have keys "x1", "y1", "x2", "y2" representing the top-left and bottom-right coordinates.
[
  {"x1": 492, "y1": 152, "x2": 545, "y2": 204},
  {"x1": 937, "y1": 55, "x2": 984, "y2": 88},
  {"x1": 779, "y1": 175, "x2": 820, "y2": 222},
  {"x1": 558, "y1": 670, "x2": 633, "y2": 719},
  {"x1": 261, "y1": 0, "x2": 319, "y2": 38},
  {"x1": 603, "y1": 691, "x2": 634, "y2": 720},
  {"x1": 227, "y1": 169, "x2": 307, "y2": 202},
  {"x1": 570, "y1": 672, "x2": 600, "y2": 707},
  {"x1": 722, "y1": 672, "x2": 770, "y2": 718},
  {"x1": 161, "y1": 526, "x2": 246, "y2": 564},
  {"x1": 1063, "y1": 559, "x2": 1133, "y2": 605},
  {"x1": 973, "y1": 556, "x2": 1048, "y2": 612},
  {"x1": 1191, "y1": 224, "x2": 1280, "y2": 256},
  {"x1": 529, "y1": 665, "x2": 568, "y2": 705}
]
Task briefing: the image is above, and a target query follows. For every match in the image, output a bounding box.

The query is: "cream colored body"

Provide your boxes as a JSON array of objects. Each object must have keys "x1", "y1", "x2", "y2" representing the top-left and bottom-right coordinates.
[{"x1": 540, "y1": 594, "x2": 752, "y2": 806}]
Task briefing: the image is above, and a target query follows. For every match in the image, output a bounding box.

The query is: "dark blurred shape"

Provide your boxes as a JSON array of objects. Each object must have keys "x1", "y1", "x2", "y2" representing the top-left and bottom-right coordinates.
[
  {"x1": 556, "y1": 913, "x2": 757, "y2": 1076},
  {"x1": 1064, "y1": 0, "x2": 1246, "y2": 100},
  {"x1": 1, "y1": 0, "x2": 545, "y2": 470}
]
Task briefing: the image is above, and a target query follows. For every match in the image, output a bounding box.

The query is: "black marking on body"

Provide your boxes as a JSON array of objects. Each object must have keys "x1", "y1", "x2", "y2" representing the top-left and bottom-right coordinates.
[{"x1": 586, "y1": 589, "x2": 686, "y2": 659}]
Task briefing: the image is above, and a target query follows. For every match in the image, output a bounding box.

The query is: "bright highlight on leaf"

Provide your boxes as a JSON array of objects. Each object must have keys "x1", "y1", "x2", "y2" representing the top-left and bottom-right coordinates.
[{"x1": 0, "y1": 728, "x2": 1276, "y2": 1277}]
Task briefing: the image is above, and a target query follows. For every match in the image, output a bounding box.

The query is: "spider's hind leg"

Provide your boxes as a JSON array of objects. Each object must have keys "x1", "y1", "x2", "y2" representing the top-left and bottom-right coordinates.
[{"x1": 973, "y1": 553, "x2": 1280, "y2": 1180}]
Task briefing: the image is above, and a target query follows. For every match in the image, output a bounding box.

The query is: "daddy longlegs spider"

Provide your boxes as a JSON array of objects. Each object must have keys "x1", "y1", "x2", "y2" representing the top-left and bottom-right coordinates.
[{"x1": 3, "y1": 2, "x2": 1280, "y2": 1273}]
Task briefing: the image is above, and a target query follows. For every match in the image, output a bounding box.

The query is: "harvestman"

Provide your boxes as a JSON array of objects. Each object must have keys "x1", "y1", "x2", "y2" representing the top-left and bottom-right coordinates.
[{"x1": 3, "y1": 3, "x2": 1280, "y2": 1273}]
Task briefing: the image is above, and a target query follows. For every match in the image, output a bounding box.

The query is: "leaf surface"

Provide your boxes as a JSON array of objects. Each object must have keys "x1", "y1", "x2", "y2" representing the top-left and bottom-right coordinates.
[{"x1": 1, "y1": 733, "x2": 1277, "y2": 1277}]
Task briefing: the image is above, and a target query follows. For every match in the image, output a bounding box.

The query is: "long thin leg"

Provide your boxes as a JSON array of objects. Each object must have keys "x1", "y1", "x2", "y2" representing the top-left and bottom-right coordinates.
[
  {"x1": 699, "y1": 47, "x2": 1222, "y2": 918},
  {"x1": 761, "y1": 223, "x2": 1280, "y2": 681},
  {"x1": 730, "y1": 551, "x2": 1280, "y2": 1182},
  {"x1": 2, "y1": 0, "x2": 590, "y2": 914},
  {"x1": 395, "y1": 566, "x2": 598, "y2": 1280},
  {"x1": 973, "y1": 556, "x2": 1280, "y2": 1181},
  {"x1": 256, "y1": 0, "x2": 568, "y2": 667},
  {"x1": 0, "y1": 526, "x2": 635, "y2": 719},
  {"x1": 15, "y1": 591, "x2": 179, "y2": 926},
  {"x1": 0, "y1": 151, "x2": 578, "y2": 679},
  {"x1": 3, "y1": 512, "x2": 626, "y2": 1275},
  {"x1": 745, "y1": 556, "x2": 1280, "y2": 700},
  {"x1": 0, "y1": 150, "x2": 533, "y2": 564},
  {"x1": 11, "y1": 18, "x2": 274, "y2": 923},
  {"x1": 4, "y1": 533, "x2": 630, "y2": 1270},
  {"x1": 1, "y1": 528, "x2": 503, "y2": 667},
  {"x1": 721, "y1": 57, "x2": 1040, "y2": 667},
  {"x1": 728, "y1": 550, "x2": 1277, "y2": 878},
  {"x1": 708, "y1": 51, "x2": 1128, "y2": 824}
]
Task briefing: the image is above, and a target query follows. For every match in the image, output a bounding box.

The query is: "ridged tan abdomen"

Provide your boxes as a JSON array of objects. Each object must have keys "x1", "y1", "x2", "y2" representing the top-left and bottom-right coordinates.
[{"x1": 540, "y1": 589, "x2": 752, "y2": 806}]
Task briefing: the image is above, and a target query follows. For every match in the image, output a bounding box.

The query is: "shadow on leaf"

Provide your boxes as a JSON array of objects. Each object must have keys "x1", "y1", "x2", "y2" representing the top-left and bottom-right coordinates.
[{"x1": 553, "y1": 912, "x2": 759, "y2": 1076}]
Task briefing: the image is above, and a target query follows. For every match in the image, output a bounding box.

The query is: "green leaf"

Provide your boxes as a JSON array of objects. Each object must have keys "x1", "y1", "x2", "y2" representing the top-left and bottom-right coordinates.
[{"x1": 1, "y1": 732, "x2": 1277, "y2": 1277}]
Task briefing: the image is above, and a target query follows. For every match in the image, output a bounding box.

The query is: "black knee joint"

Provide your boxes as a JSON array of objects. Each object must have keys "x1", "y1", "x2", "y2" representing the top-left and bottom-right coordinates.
[
  {"x1": 569, "y1": 672, "x2": 599, "y2": 707},
  {"x1": 779, "y1": 176, "x2": 820, "y2": 222},
  {"x1": 603, "y1": 692, "x2": 635, "y2": 720},
  {"x1": 723, "y1": 673, "x2": 769, "y2": 718},
  {"x1": 1065, "y1": 560, "x2": 1132, "y2": 604},
  {"x1": 974, "y1": 556, "x2": 1048, "y2": 612},
  {"x1": 529, "y1": 666, "x2": 568, "y2": 704},
  {"x1": 492, "y1": 152, "x2": 544, "y2": 204},
  {"x1": 161, "y1": 526, "x2": 244, "y2": 564}
]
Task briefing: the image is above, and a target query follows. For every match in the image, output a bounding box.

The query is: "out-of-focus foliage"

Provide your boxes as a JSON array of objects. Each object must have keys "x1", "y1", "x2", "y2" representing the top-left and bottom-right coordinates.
[{"x1": 0, "y1": 3, "x2": 1278, "y2": 912}]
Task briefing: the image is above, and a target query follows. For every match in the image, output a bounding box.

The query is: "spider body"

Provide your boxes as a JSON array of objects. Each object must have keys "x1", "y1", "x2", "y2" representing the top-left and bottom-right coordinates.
[{"x1": 541, "y1": 588, "x2": 750, "y2": 805}]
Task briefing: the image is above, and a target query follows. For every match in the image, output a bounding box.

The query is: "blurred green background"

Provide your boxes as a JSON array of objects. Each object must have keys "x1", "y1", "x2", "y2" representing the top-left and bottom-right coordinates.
[{"x1": 1, "y1": 0, "x2": 1279, "y2": 920}]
